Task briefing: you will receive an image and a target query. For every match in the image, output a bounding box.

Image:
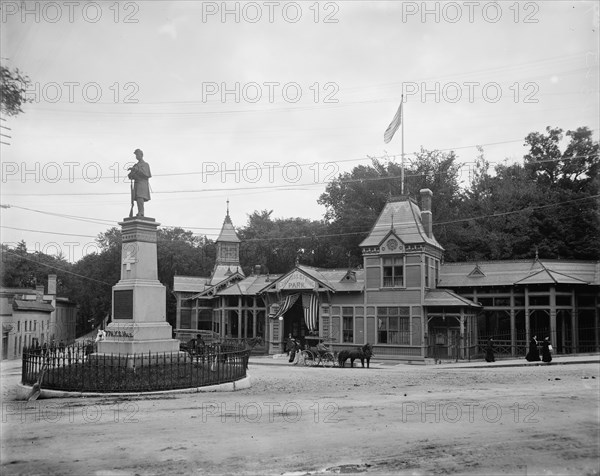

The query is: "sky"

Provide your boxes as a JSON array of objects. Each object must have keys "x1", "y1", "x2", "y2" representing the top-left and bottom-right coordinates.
[{"x1": 1, "y1": 0, "x2": 598, "y2": 262}]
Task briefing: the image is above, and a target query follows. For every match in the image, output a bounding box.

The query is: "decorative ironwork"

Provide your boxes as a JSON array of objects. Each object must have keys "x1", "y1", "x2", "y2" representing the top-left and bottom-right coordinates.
[{"x1": 21, "y1": 341, "x2": 249, "y2": 393}]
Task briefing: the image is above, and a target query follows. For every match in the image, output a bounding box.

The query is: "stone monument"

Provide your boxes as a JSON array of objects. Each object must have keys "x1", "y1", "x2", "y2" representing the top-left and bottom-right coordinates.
[
  {"x1": 95, "y1": 150, "x2": 179, "y2": 362},
  {"x1": 96, "y1": 216, "x2": 180, "y2": 357}
]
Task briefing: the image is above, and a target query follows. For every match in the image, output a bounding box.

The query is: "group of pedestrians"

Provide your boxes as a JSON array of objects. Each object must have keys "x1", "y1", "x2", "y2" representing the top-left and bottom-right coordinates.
[
  {"x1": 526, "y1": 335, "x2": 553, "y2": 363},
  {"x1": 484, "y1": 335, "x2": 553, "y2": 363}
]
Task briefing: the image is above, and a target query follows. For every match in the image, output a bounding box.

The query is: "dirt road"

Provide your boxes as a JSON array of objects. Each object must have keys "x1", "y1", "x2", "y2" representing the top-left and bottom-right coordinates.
[{"x1": 2, "y1": 360, "x2": 599, "y2": 475}]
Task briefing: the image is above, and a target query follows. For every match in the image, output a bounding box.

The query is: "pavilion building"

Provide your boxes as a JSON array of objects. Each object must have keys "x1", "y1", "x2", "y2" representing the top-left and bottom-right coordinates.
[{"x1": 173, "y1": 190, "x2": 599, "y2": 360}]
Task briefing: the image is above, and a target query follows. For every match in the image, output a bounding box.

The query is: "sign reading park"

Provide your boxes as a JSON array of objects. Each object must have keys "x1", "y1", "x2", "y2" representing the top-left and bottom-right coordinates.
[{"x1": 277, "y1": 271, "x2": 317, "y2": 291}]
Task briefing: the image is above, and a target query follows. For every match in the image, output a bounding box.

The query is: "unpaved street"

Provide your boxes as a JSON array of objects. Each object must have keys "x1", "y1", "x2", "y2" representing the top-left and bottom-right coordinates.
[{"x1": 2, "y1": 360, "x2": 599, "y2": 475}]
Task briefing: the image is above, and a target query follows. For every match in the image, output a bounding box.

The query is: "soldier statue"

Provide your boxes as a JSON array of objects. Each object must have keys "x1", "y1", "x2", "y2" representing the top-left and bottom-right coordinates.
[{"x1": 128, "y1": 149, "x2": 151, "y2": 217}]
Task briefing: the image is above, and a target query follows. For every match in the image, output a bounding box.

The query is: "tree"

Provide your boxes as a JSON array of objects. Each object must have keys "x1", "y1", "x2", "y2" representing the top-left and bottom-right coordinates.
[
  {"x1": 459, "y1": 126, "x2": 600, "y2": 260},
  {"x1": 157, "y1": 227, "x2": 214, "y2": 326},
  {"x1": 0, "y1": 65, "x2": 33, "y2": 116},
  {"x1": 238, "y1": 211, "x2": 329, "y2": 273},
  {"x1": 0, "y1": 241, "x2": 73, "y2": 289}
]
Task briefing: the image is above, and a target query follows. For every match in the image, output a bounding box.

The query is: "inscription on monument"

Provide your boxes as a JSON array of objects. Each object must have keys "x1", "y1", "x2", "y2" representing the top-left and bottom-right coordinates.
[{"x1": 114, "y1": 290, "x2": 134, "y2": 319}]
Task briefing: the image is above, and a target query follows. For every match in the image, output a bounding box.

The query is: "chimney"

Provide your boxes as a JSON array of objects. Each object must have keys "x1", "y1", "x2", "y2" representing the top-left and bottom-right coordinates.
[
  {"x1": 35, "y1": 285, "x2": 44, "y2": 301},
  {"x1": 254, "y1": 265, "x2": 262, "y2": 275},
  {"x1": 48, "y1": 274, "x2": 57, "y2": 295},
  {"x1": 420, "y1": 188, "x2": 433, "y2": 238}
]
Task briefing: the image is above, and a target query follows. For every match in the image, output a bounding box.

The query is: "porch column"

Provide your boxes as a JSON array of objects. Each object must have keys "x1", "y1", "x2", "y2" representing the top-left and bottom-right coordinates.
[
  {"x1": 421, "y1": 312, "x2": 427, "y2": 358},
  {"x1": 238, "y1": 296, "x2": 242, "y2": 339},
  {"x1": 550, "y1": 286, "x2": 557, "y2": 348},
  {"x1": 510, "y1": 289, "x2": 516, "y2": 356},
  {"x1": 525, "y1": 287, "x2": 530, "y2": 342},
  {"x1": 571, "y1": 289, "x2": 578, "y2": 352},
  {"x1": 459, "y1": 309, "x2": 465, "y2": 360},
  {"x1": 192, "y1": 302, "x2": 198, "y2": 332},
  {"x1": 253, "y1": 298, "x2": 258, "y2": 337},
  {"x1": 596, "y1": 296, "x2": 600, "y2": 352}
]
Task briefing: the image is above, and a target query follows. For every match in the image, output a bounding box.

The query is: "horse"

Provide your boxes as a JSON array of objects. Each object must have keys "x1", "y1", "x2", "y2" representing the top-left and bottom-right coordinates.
[
  {"x1": 338, "y1": 343, "x2": 374, "y2": 368},
  {"x1": 242, "y1": 336, "x2": 264, "y2": 369},
  {"x1": 209, "y1": 336, "x2": 264, "y2": 370}
]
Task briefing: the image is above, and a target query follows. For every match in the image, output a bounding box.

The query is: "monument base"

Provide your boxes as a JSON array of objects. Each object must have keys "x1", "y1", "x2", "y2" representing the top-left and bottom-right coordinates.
[
  {"x1": 95, "y1": 321, "x2": 182, "y2": 368},
  {"x1": 89, "y1": 349, "x2": 189, "y2": 369}
]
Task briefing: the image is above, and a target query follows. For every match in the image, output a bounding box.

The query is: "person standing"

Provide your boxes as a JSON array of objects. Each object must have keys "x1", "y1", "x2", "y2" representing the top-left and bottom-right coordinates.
[
  {"x1": 288, "y1": 335, "x2": 299, "y2": 363},
  {"x1": 541, "y1": 337, "x2": 553, "y2": 363},
  {"x1": 526, "y1": 335, "x2": 541, "y2": 362},
  {"x1": 128, "y1": 149, "x2": 151, "y2": 217},
  {"x1": 484, "y1": 338, "x2": 495, "y2": 362}
]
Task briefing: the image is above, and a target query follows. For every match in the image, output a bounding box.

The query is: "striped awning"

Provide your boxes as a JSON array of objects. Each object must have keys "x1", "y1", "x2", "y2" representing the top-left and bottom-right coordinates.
[
  {"x1": 269, "y1": 294, "x2": 299, "y2": 320},
  {"x1": 302, "y1": 293, "x2": 319, "y2": 332}
]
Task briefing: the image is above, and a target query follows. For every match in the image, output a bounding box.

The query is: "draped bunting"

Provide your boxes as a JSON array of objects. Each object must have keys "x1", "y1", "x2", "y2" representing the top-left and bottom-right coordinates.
[
  {"x1": 302, "y1": 293, "x2": 319, "y2": 332},
  {"x1": 269, "y1": 294, "x2": 299, "y2": 320}
]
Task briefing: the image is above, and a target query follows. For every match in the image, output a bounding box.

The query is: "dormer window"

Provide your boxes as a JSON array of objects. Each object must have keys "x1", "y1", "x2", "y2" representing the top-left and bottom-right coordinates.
[{"x1": 382, "y1": 256, "x2": 404, "y2": 287}]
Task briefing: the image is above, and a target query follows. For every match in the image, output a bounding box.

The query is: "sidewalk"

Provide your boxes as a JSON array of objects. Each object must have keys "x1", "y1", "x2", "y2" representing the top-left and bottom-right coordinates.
[{"x1": 248, "y1": 353, "x2": 600, "y2": 369}]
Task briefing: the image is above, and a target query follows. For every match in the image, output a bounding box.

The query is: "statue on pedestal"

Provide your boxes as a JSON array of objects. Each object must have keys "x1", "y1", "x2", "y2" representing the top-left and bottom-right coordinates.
[{"x1": 128, "y1": 149, "x2": 151, "y2": 217}]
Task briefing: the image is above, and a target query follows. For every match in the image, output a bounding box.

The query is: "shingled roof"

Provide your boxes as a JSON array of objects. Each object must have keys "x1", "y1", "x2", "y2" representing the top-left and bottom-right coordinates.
[
  {"x1": 359, "y1": 196, "x2": 442, "y2": 249},
  {"x1": 439, "y1": 259, "x2": 599, "y2": 287},
  {"x1": 216, "y1": 213, "x2": 241, "y2": 243}
]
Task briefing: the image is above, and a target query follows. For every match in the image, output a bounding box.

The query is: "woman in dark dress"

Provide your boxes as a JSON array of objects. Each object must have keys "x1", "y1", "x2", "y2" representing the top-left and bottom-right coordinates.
[
  {"x1": 541, "y1": 337, "x2": 552, "y2": 363},
  {"x1": 526, "y1": 335, "x2": 541, "y2": 362},
  {"x1": 484, "y1": 338, "x2": 495, "y2": 362}
]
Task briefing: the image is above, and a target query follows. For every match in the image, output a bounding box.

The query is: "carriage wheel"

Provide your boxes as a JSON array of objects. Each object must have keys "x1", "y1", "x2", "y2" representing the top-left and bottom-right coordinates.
[
  {"x1": 301, "y1": 350, "x2": 314, "y2": 367},
  {"x1": 321, "y1": 352, "x2": 335, "y2": 368}
]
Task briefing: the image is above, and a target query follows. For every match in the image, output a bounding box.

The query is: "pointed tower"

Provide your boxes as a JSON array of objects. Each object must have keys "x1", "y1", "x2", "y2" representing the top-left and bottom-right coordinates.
[{"x1": 210, "y1": 201, "x2": 245, "y2": 285}]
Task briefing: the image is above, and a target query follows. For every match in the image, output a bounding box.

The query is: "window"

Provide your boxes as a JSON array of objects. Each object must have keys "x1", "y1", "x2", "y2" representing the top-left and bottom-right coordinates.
[
  {"x1": 197, "y1": 309, "x2": 212, "y2": 331},
  {"x1": 342, "y1": 307, "x2": 353, "y2": 343},
  {"x1": 377, "y1": 307, "x2": 410, "y2": 344},
  {"x1": 382, "y1": 256, "x2": 404, "y2": 287},
  {"x1": 221, "y1": 244, "x2": 238, "y2": 261},
  {"x1": 425, "y1": 257, "x2": 430, "y2": 288},
  {"x1": 180, "y1": 309, "x2": 192, "y2": 329}
]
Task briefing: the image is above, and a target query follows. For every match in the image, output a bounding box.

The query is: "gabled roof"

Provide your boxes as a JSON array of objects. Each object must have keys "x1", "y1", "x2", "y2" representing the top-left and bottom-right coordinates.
[
  {"x1": 190, "y1": 271, "x2": 245, "y2": 299},
  {"x1": 217, "y1": 275, "x2": 279, "y2": 296},
  {"x1": 260, "y1": 265, "x2": 364, "y2": 293},
  {"x1": 439, "y1": 259, "x2": 599, "y2": 287},
  {"x1": 209, "y1": 265, "x2": 244, "y2": 286},
  {"x1": 424, "y1": 289, "x2": 481, "y2": 308},
  {"x1": 359, "y1": 196, "x2": 442, "y2": 249},
  {"x1": 514, "y1": 267, "x2": 590, "y2": 285},
  {"x1": 13, "y1": 300, "x2": 55, "y2": 312},
  {"x1": 173, "y1": 276, "x2": 210, "y2": 293}
]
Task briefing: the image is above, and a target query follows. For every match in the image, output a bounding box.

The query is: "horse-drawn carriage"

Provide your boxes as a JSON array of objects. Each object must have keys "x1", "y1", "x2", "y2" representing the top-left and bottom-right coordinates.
[
  {"x1": 289, "y1": 338, "x2": 374, "y2": 369},
  {"x1": 180, "y1": 334, "x2": 264, "y2": 370},
  {"x1": 299, "y1": 342, "x2": 337, "y2": 367}
]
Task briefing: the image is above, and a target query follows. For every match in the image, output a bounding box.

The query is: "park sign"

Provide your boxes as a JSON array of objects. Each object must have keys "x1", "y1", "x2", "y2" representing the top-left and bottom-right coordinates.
[{"x1": 277, "y1": 270, "x2": 317, "y2": 291}]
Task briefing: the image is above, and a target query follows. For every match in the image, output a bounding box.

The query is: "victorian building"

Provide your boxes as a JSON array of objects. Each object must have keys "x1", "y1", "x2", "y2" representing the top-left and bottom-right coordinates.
[{"x1": 173, "y1": 191, "x2": 599, "y2": 360}]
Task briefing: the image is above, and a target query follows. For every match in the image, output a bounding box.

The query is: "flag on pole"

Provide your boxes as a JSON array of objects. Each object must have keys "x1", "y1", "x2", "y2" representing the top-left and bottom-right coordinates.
[{"x1": 384, "y1": 98, "x2": 403, "y2": 144}]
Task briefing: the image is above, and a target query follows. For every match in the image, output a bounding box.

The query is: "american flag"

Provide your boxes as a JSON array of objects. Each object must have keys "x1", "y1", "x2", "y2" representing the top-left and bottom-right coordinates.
[
  {"x1": 384, "y1": 98, "x2": 403, "y2": 144},
  {"x1": 302, "y1": 293, "x2": 319, "y2": 331},
  {"x1": 270, "y1": 294, "x2": 299, "y2": 320}
]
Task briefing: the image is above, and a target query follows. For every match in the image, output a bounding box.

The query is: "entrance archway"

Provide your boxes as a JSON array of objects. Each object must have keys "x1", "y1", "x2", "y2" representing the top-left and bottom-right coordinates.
[{"x1": 282, "y1": 298, "x2": 309, "y2": 347}]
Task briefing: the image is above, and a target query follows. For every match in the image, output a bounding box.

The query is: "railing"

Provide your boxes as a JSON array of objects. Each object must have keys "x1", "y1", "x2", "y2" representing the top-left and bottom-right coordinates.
[{"x1": 22, "y1": 341, "x2": 249, "y2": 393}]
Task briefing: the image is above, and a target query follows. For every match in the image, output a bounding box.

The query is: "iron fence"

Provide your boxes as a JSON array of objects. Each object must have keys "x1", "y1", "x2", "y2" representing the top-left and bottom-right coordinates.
[{"x1": 22, "y1": 341, "x2": 249, "y2": 393}]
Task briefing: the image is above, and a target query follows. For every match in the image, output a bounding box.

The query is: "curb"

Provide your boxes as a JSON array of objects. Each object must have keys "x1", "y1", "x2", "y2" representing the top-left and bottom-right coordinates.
[
  {"x1": 435, "y1": 359, "x2": 600, "y2": 370},
  {"x1": 249, "y1": 357, "x2": 600, "y2": 369},
  {"x1": 14, "y1": 374, "x2": 252, "y2": 400}
]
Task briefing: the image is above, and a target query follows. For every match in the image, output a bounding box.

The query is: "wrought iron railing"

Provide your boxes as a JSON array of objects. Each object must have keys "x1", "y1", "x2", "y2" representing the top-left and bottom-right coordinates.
[{"x1": 22, "y1": 341, "x2": 249, "y2": 393}]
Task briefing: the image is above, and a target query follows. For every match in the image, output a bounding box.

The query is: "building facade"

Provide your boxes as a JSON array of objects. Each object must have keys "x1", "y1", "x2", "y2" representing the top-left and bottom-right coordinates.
[
  {"x1": 173, "y1": 191, "x2": 599, "y2": 360},
  {"x1": 1, "y1": 274, "x2": 77, "y2": 360}
]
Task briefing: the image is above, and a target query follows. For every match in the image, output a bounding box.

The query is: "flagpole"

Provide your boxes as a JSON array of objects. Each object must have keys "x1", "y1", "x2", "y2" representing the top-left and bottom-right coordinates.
[{"x1": 401, "y1": 94, "x2": 405, "y2": 195}]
